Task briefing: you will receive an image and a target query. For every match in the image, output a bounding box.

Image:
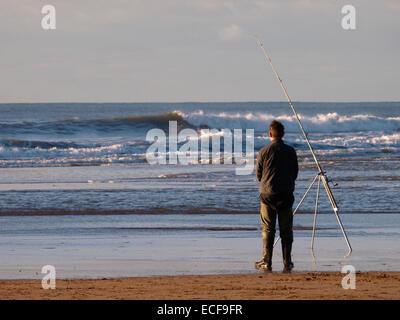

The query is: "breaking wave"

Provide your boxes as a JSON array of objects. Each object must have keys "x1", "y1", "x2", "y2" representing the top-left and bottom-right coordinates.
[
  {"x1": 0, "y1": 112, "x2": 192, "y2": 137},
  {"x1": 177, "y1": 110, "x2": 400, "y2": 133},
  {"x1": 1, "y1": 110, "x2": 400, "y2": 138}
]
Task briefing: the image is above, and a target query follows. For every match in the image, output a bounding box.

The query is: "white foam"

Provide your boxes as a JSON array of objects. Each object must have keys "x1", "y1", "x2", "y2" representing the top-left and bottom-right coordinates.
[
  {"x1": 303, "y1": 133, "x2": 400, "y2": 147},
  {"x1": 176, "y1": 110, "x2": 400, "y2": 133}
]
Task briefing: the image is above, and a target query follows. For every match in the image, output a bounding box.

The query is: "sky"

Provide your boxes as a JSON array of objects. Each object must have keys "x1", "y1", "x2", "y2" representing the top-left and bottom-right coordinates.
[{"x1": 0, "y1": 0, "x2": 399, "y2": 103}]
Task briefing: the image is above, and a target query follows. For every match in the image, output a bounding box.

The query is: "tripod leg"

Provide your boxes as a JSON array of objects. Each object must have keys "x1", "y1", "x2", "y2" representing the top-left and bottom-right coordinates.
[
  {"x1": 320, "y1": 175, "x2": 352, "y2": 258},
  {"x1": 292, "y1": 173, "x2": 320, "y2": 216},
  {"x1": 273, "y1": 173, "x2": 319, "y2": 248},
  {"x1": 311, "y1": 175, "x2": 321, "y2": 261}
]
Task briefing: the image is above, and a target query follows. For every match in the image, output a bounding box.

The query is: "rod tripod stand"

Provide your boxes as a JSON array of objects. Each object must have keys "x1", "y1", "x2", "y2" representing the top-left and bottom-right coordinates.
[
  {"x1": 273, "y1": 171, "x2": 352, "y2": 258},
  {"x1": 256, "y1": 37, "x2": 352, "y2": 258}
]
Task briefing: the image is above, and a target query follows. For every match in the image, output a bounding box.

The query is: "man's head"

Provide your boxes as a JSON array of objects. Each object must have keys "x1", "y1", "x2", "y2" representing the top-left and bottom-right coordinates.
[{"x1": 269, "y1": 120, "x2": 284, "y2": 140}]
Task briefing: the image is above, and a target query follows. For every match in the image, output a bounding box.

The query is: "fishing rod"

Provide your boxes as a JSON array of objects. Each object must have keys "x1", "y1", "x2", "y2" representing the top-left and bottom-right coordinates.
[{"x1": 255, "y1": 36, "x2": 352, "y2": 258}]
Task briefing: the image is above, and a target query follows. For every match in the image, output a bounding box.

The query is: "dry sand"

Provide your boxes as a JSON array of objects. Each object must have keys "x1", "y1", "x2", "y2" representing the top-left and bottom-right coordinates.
[{"x1": 0, "y1": 272, "x2": 399, "y2": 300}]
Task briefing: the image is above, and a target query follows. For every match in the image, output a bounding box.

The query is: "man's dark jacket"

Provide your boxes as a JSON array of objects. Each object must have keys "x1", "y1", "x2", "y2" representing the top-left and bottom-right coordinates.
[{"x1": 256, "y1": 139, "x2": 298, "y2": 207}]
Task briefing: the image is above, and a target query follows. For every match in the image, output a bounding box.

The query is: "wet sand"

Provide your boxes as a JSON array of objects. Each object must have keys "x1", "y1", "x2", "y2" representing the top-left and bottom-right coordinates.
[{"x1": 0, "y1": 272, "x2": 399, "y2": 300}]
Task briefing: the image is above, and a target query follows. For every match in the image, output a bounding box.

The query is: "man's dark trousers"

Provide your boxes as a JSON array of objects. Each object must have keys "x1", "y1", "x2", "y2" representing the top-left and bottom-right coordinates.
[{"x1": 259, "y1": 193, "x2": 294, "y2": 268}]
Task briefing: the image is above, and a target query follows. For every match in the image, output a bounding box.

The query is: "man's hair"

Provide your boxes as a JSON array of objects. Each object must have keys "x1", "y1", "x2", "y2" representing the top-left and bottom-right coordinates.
[{"x1": 269, "y1": 120, "x2": 285, "y2": 139}]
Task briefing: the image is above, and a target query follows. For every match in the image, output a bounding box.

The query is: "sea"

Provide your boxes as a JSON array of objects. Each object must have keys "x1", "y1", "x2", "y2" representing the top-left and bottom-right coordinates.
[{"x1": 0, "y1": 102, "x2": 399, "y2": 279}]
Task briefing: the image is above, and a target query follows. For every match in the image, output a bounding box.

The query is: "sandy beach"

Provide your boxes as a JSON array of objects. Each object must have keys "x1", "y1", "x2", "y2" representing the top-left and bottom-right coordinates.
[{"x1": 1, "y1": 272, "x2": 399, "y2": 300}]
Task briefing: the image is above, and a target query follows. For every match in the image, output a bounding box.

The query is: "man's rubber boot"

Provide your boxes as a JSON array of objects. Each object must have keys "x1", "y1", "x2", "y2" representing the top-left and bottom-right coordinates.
[
  {"x1": 255, "y1": 236, "x2": 273, "y2": 272},
  {"x1": 282, "y1": 240, "x2": 294, "y2": 273}
]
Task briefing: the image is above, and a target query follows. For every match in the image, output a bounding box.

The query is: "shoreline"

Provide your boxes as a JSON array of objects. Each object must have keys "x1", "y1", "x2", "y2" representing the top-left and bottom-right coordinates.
[
  {"x1": 2, "y1": 210, "x2": 400, "y2": 216},
  {"x1": 1, "y1": 272, "x2": 399, "y2": 300}
]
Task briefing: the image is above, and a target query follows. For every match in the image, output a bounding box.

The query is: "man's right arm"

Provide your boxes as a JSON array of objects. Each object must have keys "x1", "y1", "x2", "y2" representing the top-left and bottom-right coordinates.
[
  {"x1": 292, "y1": 148, "x2": 299, "y2": 181},
  {"x1": 256, "y1": 149, "x2": 264, "y2": 182}
]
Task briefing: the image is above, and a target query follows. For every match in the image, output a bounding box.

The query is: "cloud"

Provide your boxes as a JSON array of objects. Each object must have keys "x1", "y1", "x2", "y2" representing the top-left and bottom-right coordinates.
[
  {"x1": 218, "y1": 24, "x2": 244, "y2": 41},
  {"x1": 384, "y1": 0, "x2": 400, "y2": 11}
]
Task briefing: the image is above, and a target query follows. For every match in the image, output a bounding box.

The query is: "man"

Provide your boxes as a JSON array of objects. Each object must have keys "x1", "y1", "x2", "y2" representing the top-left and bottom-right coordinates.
[{"x1": 255, "y1": 120, "x2": 298, "y2": 273}]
